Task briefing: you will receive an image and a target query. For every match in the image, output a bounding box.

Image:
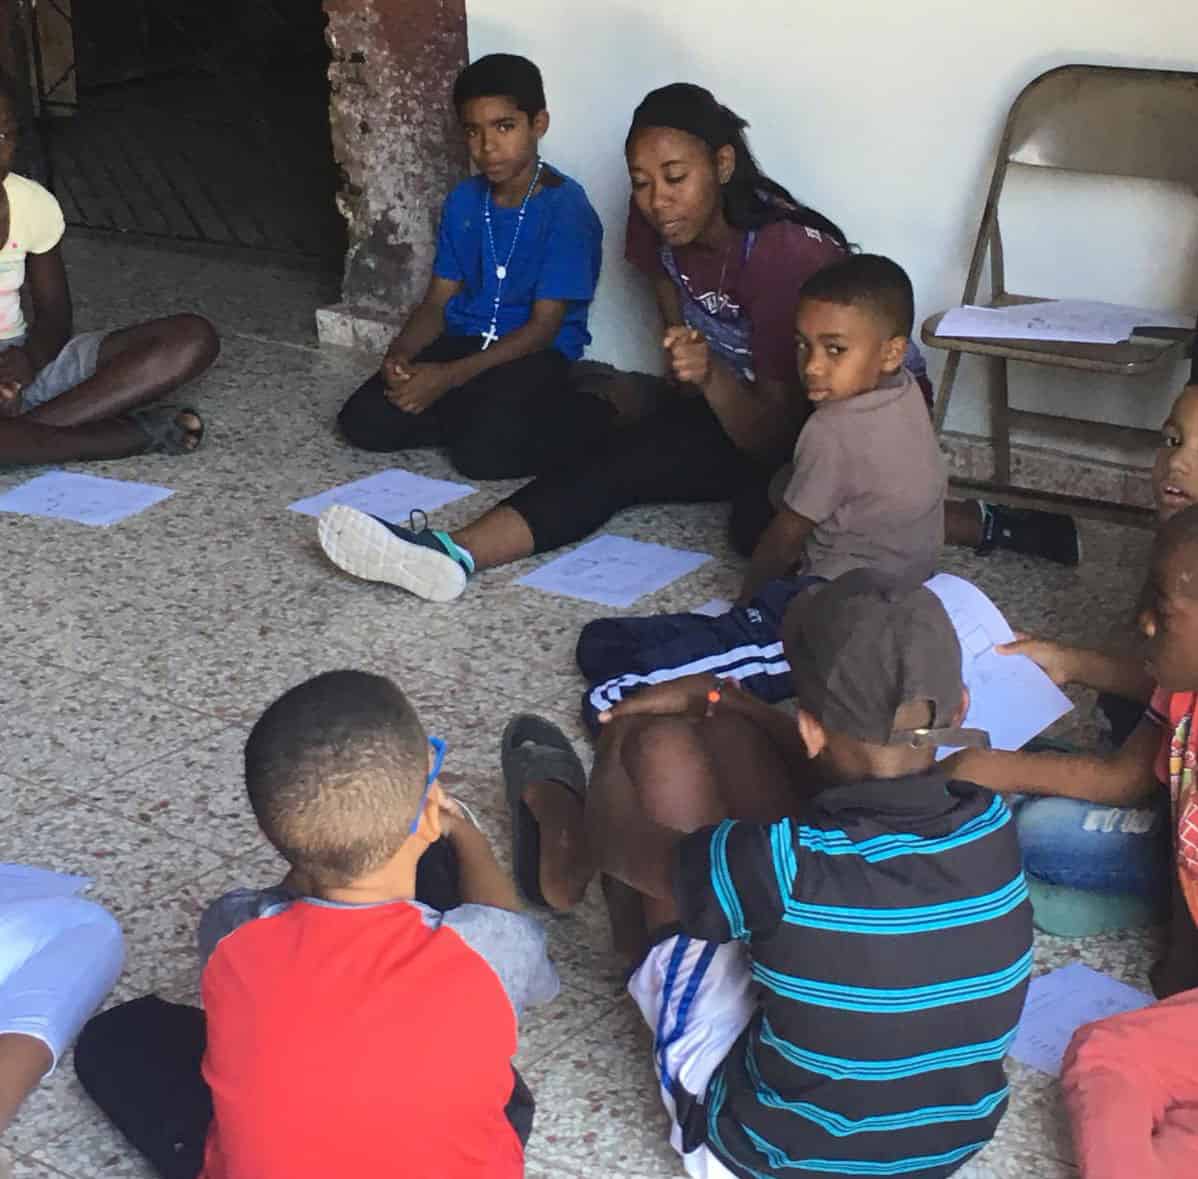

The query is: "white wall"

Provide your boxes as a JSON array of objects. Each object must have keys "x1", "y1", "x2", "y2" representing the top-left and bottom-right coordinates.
[{"x1": 467, "y1": 0, "x2": 1198, "y2": 447}]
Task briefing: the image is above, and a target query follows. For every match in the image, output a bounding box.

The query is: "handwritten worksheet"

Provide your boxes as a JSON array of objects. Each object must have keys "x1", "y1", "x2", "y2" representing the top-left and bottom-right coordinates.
[
  {"x1": 0, "y1": 470, "x2": 173, "y2": 525},
  {"x1": 288, "y1": 469, "x2": 476, "y2": 522},
  {"x1": 517, "y1": 535, "x2": 712, "y2": 608},
  {"x1": 1009, "y1": 964, "x2": 1152, "y2": 1076},
  {"x1": 926, "y1": 573, "x2": 1073, "y2": 755}
]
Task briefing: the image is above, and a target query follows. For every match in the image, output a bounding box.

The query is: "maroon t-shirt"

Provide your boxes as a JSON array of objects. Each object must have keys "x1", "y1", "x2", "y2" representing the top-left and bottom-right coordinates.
[{"x1": 625, "y1": 200, "x2": 844, "y2": 385}]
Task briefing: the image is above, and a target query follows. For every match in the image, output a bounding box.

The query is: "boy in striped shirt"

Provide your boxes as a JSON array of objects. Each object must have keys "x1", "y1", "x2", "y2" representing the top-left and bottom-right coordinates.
[{"x1": 589, "y1": 570, "x2": 1033, "y2": 1178}]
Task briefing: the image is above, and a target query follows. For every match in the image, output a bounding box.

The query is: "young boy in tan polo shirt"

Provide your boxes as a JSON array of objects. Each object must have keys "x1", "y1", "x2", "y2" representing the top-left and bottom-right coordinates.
[{"x1": 737, "y1": 254, "x2": 944, "y2": 604}]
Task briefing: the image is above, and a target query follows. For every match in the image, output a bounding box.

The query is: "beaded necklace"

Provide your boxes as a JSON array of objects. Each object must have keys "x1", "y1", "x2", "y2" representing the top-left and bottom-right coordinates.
[{"x1": 480, "y1": 159, "x2": 544, "y2": 349}]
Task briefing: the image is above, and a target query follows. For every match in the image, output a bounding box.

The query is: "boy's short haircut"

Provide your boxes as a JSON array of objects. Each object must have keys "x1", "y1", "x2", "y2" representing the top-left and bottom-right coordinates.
[
  {"x1": 783, "y1": 569, "x2": 987, "y2": 749},
  {"x1": 453, "y1": 53, "x2": 546, "y2": 119},
  {"x1": 244, "y1": 670, "x2": 428, "y2": 886},
  {"x1": 799, "y1": 253, "x2": 915, "y2": 339}
]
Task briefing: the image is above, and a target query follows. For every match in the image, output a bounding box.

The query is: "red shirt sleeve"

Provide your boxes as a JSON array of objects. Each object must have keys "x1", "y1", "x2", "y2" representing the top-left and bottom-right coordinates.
[
  {"x1": 741, "y1": 222, "x2": 844, "y2": 384},
  {"x1": 624, "y1": 196, "x2": 663, "y2": 276}
]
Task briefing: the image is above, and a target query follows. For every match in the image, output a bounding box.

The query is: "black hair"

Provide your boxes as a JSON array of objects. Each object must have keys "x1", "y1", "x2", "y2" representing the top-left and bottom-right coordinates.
[
  {"x1": 453, "y1": 53, "x2": 546, "y2": 120},
  {"x1": 244, "y1": 670, "x2": 429, "y2": 886},
  {"x1": 626, "y1": 83, "x2": 847, "y2": 245},
  {"x1": 799, "y1": 253, "x2": 915, "y2": 338}
]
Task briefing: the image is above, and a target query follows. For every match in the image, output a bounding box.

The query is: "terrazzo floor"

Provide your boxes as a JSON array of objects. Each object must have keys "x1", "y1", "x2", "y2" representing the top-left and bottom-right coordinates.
[{"x1": 1, "y1": 235, "x2": 1160, "y2": 1178}]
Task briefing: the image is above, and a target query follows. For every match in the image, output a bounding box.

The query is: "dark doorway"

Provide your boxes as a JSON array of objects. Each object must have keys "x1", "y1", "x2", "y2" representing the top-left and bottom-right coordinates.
[{"x1": 29, "y1": 0, "x2": 345, "y2": 267}]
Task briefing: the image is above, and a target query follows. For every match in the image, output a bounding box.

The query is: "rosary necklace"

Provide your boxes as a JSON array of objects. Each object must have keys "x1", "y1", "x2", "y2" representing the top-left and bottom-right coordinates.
[{"x1": 481, "y1": 158, "x2": 544, "y2": 349}]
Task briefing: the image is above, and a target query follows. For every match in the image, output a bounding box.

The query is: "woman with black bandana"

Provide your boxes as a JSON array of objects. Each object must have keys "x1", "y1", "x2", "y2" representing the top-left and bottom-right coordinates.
[{"x1": 315, "y1": 83, "x2": 1078, "y2": 603}]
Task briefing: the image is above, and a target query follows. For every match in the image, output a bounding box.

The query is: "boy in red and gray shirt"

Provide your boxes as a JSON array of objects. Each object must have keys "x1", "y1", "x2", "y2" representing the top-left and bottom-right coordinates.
[{"x1": 76, "y1": 670, "x2": 557, "y2": 1179}]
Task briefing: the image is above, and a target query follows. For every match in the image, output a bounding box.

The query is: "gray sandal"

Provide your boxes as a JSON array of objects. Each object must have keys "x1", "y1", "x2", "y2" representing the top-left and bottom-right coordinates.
[
  {"x1": 501, "y1": 714, "x2": 586, "y2": 908},
  {"x1": 126, "y1": 405, "x2": 204, "y2": 455}
]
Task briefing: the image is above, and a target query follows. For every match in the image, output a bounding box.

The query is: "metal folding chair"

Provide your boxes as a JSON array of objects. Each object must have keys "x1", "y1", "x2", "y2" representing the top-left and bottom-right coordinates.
[{"x1": 923, "y1": 65, "x2": 1198, "y2": 505}]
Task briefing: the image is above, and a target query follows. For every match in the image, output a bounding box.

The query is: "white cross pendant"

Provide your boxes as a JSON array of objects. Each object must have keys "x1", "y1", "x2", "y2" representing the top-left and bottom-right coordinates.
[{"x1": 480, "y1": 325, "x2": 500, "y2": 350}]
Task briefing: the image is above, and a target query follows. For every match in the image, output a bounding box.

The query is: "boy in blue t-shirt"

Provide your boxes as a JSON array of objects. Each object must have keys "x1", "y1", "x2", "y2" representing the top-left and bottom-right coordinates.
[{"x1": 336, "y1": 53, "x2": 604, "y2": 483}]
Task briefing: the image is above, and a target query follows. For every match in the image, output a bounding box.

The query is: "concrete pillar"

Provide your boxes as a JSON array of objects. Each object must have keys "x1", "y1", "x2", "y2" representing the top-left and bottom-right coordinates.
[{"x1": 317, "y1": 0, "x2": 468, "y2": 354}]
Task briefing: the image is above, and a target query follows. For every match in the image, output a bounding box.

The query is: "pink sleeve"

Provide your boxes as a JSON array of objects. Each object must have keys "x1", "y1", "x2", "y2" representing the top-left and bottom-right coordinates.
[
  {"x1": 742, "y1": 223, "x2": 844, "y2": 384},
  {"x1": 624, "y1": 197, "x2": 662, "y2": 276}
]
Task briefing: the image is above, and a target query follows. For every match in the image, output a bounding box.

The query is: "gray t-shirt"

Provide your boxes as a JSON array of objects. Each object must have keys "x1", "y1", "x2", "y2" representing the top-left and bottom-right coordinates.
[
  {"x1": 782, "y1": 369, "x2": 945, "y2": 581},
  {"x1": 199, "y1": 887, "x2": 559, "y2": 1019}
]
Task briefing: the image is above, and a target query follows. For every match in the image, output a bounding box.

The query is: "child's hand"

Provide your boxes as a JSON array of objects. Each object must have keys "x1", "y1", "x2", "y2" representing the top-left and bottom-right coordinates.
[
  {"x1": 0, "y1": 380, "x2": 22, "y2": 418},
  {"x1": 598, "y1": 674, "x2": 736, "y2": 724},
  {"x1": 0, "y1": 345, "x2": 34, "y2": 404},
  {"x1": 381, "y1": 341, "x2": 414, "y2": 389},
  {"x1": 663, "y1": 326, "x2": 712, "y2": 390},
  {"x1": 996, "y1": 633, "x2": 1075, "y2": 686},
  {"x1": 385, "y1": 363, "x2": 453, "y2": 414},
  {"x1": 436, "y1": 795, "x2": 464, "y2": 839}
]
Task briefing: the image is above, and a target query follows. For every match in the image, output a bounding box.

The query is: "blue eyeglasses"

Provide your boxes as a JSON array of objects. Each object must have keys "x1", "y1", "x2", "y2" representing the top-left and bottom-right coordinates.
[{"x1": 409, "y1": 736, "x2": 447, "y2": 834}]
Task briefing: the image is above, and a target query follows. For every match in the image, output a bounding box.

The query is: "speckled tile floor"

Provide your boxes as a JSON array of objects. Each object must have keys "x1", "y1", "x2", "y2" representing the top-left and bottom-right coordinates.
[{"x1": 0, "y1": 237, "x2": 1160, "y2": 1177}]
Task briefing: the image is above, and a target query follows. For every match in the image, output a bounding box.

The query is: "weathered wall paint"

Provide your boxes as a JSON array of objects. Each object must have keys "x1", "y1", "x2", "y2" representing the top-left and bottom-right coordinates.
[{"x1": 320, "y1": 0, "x2": 468, "y2": 349}]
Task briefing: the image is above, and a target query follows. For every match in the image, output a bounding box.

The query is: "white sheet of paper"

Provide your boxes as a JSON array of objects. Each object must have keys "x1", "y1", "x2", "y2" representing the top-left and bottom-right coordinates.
[
  {"x1": 1009, "y1": 964, "x2": 1152, "y2": 1077},
  {"x1": 693, "y1": 598, "x2": 732, "y2": 617},
  {"x1": 925, "y1": 573, "x2": 1073, "y2": 755},
  {"x1": 938, "y1": 299, "x2": 1193, "y2": 345},
  {"x1": 0, "y1": 470, "x2": 173, "y2": 526},
  {"x1": 0, "y1": 863, "x2": 91, "y2": 903},
  {"x1": 517, "y1": 535, "x2": 711, "y2": 608},
  {"x1": 288, "y1": 469, "x2": 476, "y2": 521}
]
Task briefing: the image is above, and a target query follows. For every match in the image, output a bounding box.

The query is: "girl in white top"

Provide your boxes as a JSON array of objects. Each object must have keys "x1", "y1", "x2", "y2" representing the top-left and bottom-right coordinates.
[{"x1": 0, "y1": 77, "x2": 218, "y2": 463}]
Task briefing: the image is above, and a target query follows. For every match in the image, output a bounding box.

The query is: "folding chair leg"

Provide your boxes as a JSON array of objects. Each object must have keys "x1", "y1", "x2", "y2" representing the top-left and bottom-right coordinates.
[
  {"x1": 989, "y1": 355, "x2": 1011, "y2": 485},
  {"x1": 932, "y1": 351, "x2": 961, "y2": 432}
]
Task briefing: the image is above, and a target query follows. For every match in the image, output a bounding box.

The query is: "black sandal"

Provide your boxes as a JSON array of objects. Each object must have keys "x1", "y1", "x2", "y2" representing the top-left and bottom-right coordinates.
[
  {"x1": 501, "y1": 714, "x2": 586, "y2": 908},
  {"x1": 126, "y1": 405, "x2": 205, "y2": 455}
]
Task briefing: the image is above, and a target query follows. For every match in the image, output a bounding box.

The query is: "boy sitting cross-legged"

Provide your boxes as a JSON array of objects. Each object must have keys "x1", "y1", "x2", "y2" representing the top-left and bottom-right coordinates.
[
  {"x1": 513, "y1": 571, "x2": 1033, "y2": 1179},
  {"x1": 74, "y1": 671, "x2": 558, "y2": 1179},
  {"x1": 330, "y1": 51, "x2": 605, "y2": 487},
  {"x1": 951, "y1": 501, "x2": 1198, "y2": 999}
]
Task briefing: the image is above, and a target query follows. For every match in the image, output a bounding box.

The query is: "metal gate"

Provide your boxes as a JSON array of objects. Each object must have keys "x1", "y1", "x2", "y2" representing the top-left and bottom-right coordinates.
[{"x1": 22, "y1": 0, "x2": 344, "y2": 264}]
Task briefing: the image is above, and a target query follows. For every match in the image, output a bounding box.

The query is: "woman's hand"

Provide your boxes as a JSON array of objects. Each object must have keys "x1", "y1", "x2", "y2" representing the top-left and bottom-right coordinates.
[
  {"x1": 663, "y1": 326, "x2": 712, "y2": 390},
  {"x1": 996, "y1": 633, "x2": 1076, "y2": 686},
  {"x1": 598, "y1": 674, "x2": 735, "y2": 724}
]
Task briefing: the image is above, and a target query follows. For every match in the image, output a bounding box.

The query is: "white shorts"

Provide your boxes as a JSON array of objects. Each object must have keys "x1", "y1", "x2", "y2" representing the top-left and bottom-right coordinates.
[
  {"x1": 0, "y1": 874, "x2": 124, "y2": 1072},
  {"x1": 627, "y1": 933, "x2": 756, "y2": 1178}
]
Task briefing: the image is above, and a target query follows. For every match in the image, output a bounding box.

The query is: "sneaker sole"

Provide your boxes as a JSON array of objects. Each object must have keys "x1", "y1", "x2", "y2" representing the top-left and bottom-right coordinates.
[{"x1": 317, "y1": 505, "x2": 467, "y2": 602}]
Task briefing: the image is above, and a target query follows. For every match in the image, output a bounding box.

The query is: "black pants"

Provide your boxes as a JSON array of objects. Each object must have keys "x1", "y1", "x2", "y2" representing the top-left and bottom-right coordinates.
[
  {"x1": 336, "y1": 334, "x2": 612, "y2": 480},
  {"x1": 73, "y1": 841, "x2": 535, "y2": 1179},
  {"x1": 505, "y1": 392, "x2": 780, "y2": 553}
]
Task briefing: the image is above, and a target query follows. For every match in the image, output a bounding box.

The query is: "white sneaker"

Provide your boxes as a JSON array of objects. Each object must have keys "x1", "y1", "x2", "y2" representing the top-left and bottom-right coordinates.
[{"x1": 317, "y1": 505, "x2": 468, "y2": 603}]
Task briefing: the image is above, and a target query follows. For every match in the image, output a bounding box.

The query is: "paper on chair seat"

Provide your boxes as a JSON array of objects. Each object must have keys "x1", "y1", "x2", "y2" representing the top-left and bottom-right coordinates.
[{"x1": 937, "y1": 299, "x2": 1193, "y2": 345}]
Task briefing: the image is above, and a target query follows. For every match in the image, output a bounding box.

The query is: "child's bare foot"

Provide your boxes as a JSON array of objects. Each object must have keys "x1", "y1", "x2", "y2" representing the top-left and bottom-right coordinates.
[
  {"x1": 502, "y1": 714, "x2": 594, "y2": 910},
  {"x1": 127, "y1": 405, "x2": 205, "y2": 454},
  {"x1": 522, "y1": 778, "x2": 592, "y2": 910}
]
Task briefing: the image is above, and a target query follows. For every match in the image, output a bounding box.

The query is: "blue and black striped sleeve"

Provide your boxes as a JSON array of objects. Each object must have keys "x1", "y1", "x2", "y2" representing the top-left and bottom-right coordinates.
[{"x1": 673, "y1": 820, "x2": 786, "y2": 944}]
